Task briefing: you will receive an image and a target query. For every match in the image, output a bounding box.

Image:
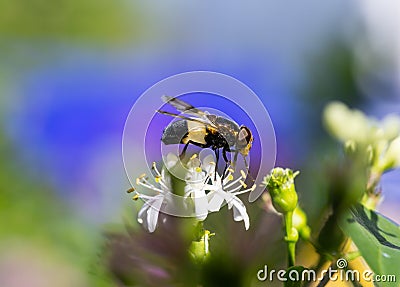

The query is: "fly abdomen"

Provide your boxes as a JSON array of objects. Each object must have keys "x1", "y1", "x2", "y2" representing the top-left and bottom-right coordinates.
[
  {"x1": 161, "y1": 120, "x2": 188, "y2": 145},
  {"x1": 161, "y1": 119, "x2": 209, "y2": 146}
]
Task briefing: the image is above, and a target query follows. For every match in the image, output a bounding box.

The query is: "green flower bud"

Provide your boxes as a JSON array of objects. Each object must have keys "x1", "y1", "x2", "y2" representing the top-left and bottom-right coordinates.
[
  {"x1": 188, "y1": 229, "x2": 213, "y2": 262},
  {"x1": 285, "y1": 227, "x2": 299, "y2": 243},
  {"x1": 263, "y1": 168, "x2": 299, "y2": 214},
  {"x1": 293, "y1": 206, "x2": 311, "y2": 241}
]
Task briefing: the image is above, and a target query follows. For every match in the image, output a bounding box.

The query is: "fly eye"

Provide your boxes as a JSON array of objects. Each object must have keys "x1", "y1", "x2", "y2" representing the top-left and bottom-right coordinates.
[
  {"x1": 238, "y1": 128, "x2": 249, "y2": 142},
  {"x1": 238, "y1": 126, "x2": 252, "y2": 145},
  {"x1": 236, "y1": 128, "x2": 250, "y2": 151}
]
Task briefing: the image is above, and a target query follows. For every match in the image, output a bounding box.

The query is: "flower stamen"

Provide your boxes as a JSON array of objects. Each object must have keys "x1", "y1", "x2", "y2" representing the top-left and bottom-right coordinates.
[{"x1": 126, "y1": 187, "x2": 135, "y2": 193}]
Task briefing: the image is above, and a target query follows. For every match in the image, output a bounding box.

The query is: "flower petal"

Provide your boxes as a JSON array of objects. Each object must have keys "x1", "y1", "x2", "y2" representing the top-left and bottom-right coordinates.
[
  {"x1": 137, "y1": 201, "x2": 150, "y2": 224},
  {"x1": 208, "y1": 191, "x2": 226, "y2": 212},
  {"x1": 193, "y1": 189, "x2": 208, "y2": 221},
  {"x1": 385, "y1": 136, "x2": 400, "y2": 169},
  {"x1": 230, "y1": 196, "x2": 250, "y2": 230},
  {"x1": 202, "y1": 154, "x2": 216, "y2": 174},
  {"x1": 146, "y1": 195, "x2": 164, "y2": 233},
  {"x1": 165, "y1": 153, "x2": 179, "y2": 168}
]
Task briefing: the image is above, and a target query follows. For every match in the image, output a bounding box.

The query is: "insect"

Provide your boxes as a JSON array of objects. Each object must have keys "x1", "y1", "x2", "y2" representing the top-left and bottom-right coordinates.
[{"x1": 157, "y1": 95, "x2": 253, "y2": 177}]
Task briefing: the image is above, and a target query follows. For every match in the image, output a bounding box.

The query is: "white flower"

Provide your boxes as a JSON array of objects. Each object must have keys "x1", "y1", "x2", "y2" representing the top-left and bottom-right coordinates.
[
  {"x1": 206, "y1": 168, "x2": 256, "y2": 231},
  {"x1": 323, "y1": 102, "x2": 400, "y2": 174},
  {"x1": 133, "y1": 154, "x2": 255, "y2": 232},
  {"x1": 183, "y1": 154, "x2": 255, "y2": 230},
  {"x1": 323, "y1": 102, "x2": 371, "y2": 144},
  {"x1": 381, "y1": 136, "x2": 400, "y2": 170},
  {"x1": 134, "y1": 163, "x2": 172, "y2": 233},
  {"x1": 324, "y1": 102, "x2": 400, "y2": 146},
  {"x1": 184, "y1": 154, "x2": 216, "y2": 221},
  {"x1": 380, "y1": 114, "x2": 400, "y2": 142},
  {"x1": 184, "y1": 162, "x2": 210, "y2": 221},
  {"x1": 137, "y1": 193, "x2": 164, "y2": 233}
]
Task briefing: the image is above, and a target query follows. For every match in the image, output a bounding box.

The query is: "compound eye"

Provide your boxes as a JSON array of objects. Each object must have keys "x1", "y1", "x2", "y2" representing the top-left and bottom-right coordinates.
[
  {"x1": 238, "y1": 126, "x2": 251, "y2": 144},
  {"x1": 238, "y1": 128, "x2": 248, "y2": 141},
  {"x1": 237, "y1": 126, "x2": 251, "y2": 148}
]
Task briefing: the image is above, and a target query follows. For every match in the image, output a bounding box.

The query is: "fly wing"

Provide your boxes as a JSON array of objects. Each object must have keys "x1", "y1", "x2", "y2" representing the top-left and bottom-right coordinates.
[
  {"x1": 161, "y1": 95, "x2": 206, "y2": 116},
  {"x1": 160, "y1": 95, "x2": 217, "y2": 128},
  {"x1": 157, "y1": 110, "x2": 210, "y2": 126}
]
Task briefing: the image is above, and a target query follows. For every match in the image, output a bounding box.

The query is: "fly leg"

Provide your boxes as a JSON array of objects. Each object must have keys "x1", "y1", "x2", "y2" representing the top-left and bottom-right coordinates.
[
  {"x1": 180, "y1": 139, "x2": 203, "y2": 160},
  {"x1": 213, "y1": 148, "x2": 220, "y2": 181},
  {"x1": 180, "y1": 140, "x2": 191, "y2": 160},
  {"x1": 227, "y1": 149, "x2": 239, "y2": 171},
  {"x1": 221, "y1": 147, "x2": 231, "y2": 181},
  {"x1": 232, "y1": 151, "x2": 239, "y2": 169}
]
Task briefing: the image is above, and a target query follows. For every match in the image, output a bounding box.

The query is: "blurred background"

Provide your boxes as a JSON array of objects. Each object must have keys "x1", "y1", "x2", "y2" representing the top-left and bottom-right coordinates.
[{"x1": 0, "y1": 1, "x2": 399, "y2": 286}]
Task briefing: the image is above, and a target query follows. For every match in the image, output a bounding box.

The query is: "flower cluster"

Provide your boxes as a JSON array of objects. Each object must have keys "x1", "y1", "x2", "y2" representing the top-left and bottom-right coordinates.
[
  {"x1": 131, "y1": 154, "x2": 255, "y2": 232},
  {"x1": 324, "y1": 102, "x2": 400, "y2": 174}
]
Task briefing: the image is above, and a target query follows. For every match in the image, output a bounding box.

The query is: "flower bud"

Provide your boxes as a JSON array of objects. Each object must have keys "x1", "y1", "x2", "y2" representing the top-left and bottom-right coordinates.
[
  {"x1": 188, "y1": 229, "x2": 213, "y2": 262},
  {"x1": 292, "y1": 206, "x2": 311, "y2": 240},
  {"x1": 263, "y1": 168, "x2": 299, "y2": 214},
  {"x1": 285, "y1": 227, "x2": 299, "y2": 243}
]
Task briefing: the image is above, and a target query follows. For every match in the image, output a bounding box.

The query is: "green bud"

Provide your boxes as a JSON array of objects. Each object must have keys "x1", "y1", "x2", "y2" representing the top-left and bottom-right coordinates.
[
  {"x1": 188, "y1": 229, "x2": 213, "y2": 263},
  {"x1": 264, "y1": 168, "x2": 299, "y2": 214},
  {"x1": 293, "y1": 206, "x2": 311, "y2": 241},
  {"x1": 285, "y1": 227, "x2": 299, "y2": 243}
]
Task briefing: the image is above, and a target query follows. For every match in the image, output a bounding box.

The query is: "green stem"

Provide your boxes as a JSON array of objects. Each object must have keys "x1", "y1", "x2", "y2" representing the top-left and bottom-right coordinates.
[
  {"x1": 285, "y1": 211, "x2": 293, "y2": 237},
  {"x1": 287, "y1": 241, "x2": 296, "y2": 267},
  {"x1": 284, "y1": 211, "x2": 297, "y2": 267},
  {"x1": 344, "y1": 251, "x2": 361, "y2": 262}
]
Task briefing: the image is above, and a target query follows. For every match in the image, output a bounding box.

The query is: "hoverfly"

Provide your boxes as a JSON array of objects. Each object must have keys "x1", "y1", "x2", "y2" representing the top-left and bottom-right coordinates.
[{"x1": 157, "y1": 95, "x2": 253, "y2": 177}]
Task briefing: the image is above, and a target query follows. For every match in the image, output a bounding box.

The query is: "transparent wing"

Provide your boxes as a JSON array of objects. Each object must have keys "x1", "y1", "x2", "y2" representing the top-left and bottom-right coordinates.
[
  {"x1": 160, "y1": 95, "x2": 217, "y2": 127},
  {"x1": 156, "y1": 110, "x2": 210, "y2": 126}
]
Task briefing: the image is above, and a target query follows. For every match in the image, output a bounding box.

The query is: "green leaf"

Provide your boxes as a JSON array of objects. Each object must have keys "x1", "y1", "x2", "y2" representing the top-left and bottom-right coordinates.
[
  {"x1": 284, "y1": 266, "x2": 306, "y2": 287},
  {"x1": 340, "y1": 204, "x2": 400, "y2": 287}
]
